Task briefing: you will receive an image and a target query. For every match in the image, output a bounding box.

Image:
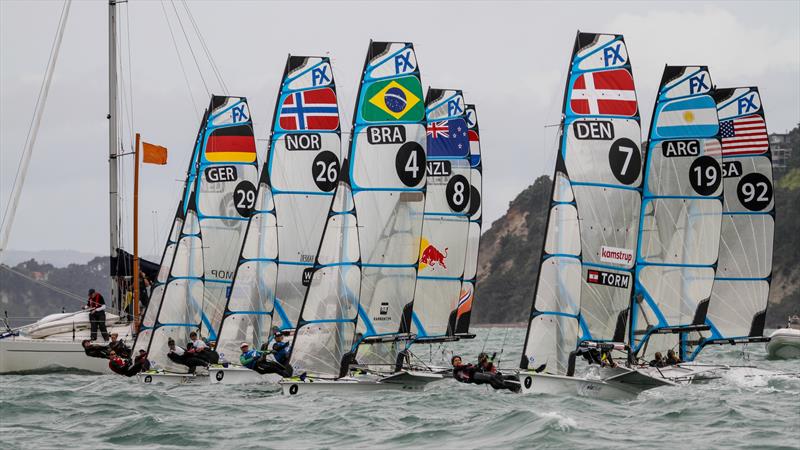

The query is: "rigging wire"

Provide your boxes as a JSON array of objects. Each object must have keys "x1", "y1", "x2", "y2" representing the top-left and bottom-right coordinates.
[
  {"x1": 159, "y1": 0, "x2": 201, "y2": 119},
  {"x1": 169, "y1": 0, "x2": 209, "y2": 96},
  {"x1": 179, "y1": 0, "x2": 228, "y2": 94},
  {"x1": 0, "y1": 0, "x2": 71, "y2": 252}
]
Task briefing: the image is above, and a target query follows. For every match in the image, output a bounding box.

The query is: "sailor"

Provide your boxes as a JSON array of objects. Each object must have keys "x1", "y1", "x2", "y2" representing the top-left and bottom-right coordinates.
[
  {"x1": 565, "y1": 346, "x2": 602, "y2": 376},
  {"x1": 272, "y1": 332, "x2": 291, "y2": 366},
  {"x1": 665, "y1": 349, "x2": 682, "y2": 365},
  {"x1": 81, "y1": 339, "x2": 110, "y2": 359},
  {"x1": 83, "y1": 289, "x2": 110, "y2": 342},
  {"x1": 167, "y1": 337, "x2": 207, "y2": 374},
  {"x1": 108, "y1": 333, "x2": 130, "y2": 359},
  {"x1": 649, "y1": 351, "x2": 666, "y2": 368},
  {"x1": 600, "y1": 350, "x2": 618, "y2": 368},
  {"x1": 451, "y1": 355, "x2": 477, "y2": 383},
  {"x1": 188, "y1": 331, "x2": 219, "y2": 364},
  {"x1": 239, "y1": 342, "x2": 293, "y2": 378},
  {"x1": 473, "y1": 353, "x2": 520, "y2": 393},
  {"x1": 108, "y1": 350, "x2": 128, "y2": 376}
]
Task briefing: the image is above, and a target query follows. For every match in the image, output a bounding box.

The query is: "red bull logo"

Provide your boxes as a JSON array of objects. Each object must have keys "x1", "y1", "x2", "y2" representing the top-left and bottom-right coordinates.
[{"x1": 419, "y1": 237, "x2": 448, "y2": 271}]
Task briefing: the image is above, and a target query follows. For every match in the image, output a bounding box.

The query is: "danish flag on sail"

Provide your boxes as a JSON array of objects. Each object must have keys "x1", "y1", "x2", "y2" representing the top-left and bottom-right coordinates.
[
  {"x1": 279, "y1": 87, "x2": 339, "y2": 131},
  {"x1": 570, "y1": 69, "x2": 637, "y2": 116}
]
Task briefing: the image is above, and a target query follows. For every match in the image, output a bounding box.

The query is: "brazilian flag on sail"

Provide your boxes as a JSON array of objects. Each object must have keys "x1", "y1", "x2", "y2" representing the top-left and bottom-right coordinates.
[{"x1": 362, "y1": 76, "x2": 424, "y2": 122}]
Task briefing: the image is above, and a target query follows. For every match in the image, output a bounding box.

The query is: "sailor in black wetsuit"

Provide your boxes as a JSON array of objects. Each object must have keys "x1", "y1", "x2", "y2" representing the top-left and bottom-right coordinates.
[
  {"x1": 451, "y1": 355, "x2": 477, "y2": 383},
  {"x1": 82, "y1": 339, "x2": 110, "y2": 359}
]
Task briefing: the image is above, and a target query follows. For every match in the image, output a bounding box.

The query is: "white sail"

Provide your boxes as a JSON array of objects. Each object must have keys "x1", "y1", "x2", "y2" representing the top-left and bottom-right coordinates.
[
  {"x1": 144, "y1": 96, "x2": 259, "y2": 372},
  {"x1": 522, "y1": 33, "x2": 643, "y2": 375},
  {"x1": 683, "y1": 87, "x2": 774, "y2": 359},
  {"x1": 411, "y1": 89, "x2": 471, "y2": 339},
  {"x1": 631, "y1": 66, "x2": 723, "y2": 362}
]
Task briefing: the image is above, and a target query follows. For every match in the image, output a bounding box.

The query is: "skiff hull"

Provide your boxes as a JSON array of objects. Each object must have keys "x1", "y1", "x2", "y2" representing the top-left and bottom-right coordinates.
[
  {"x1": 280, "y1": 370, "x2": 443, "y2": 395},
  {"x1": 207, "y1": 366, "x2": 281, "y2": 385},
  {"x1": 135, "y1": 371, "x2": 210, "y2": 385}
]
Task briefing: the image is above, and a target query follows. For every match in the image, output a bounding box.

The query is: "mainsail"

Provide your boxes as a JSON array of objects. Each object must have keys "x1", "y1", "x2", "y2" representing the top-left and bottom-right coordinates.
[
  {"x1": 411, "y1": 89, "x2": 471, "y2": 340},
  {"x1": 351, "y1": 42, "x2": 427, "y2": 365},
  {"x1": 521, "y1": 32, "x2": 644, "y2": 375},
  {"x1": 450, "y1": 103, "x2": 483, "y2": 336},
  {"x1": 683, "y1": 87, "x2": 774, "y2": 359},
  {"x1": 454, "y1": 105, "x2": 483, "y2": 335},
  {"x1": 215, "y1": 57, "x2": 342, "y2": 361},
  {"x1": 630, "y1": 66, "x2": 723, "y2": 361},
  {"x1": 144, "y1": 96, "x2": 259, "y2": 372}
]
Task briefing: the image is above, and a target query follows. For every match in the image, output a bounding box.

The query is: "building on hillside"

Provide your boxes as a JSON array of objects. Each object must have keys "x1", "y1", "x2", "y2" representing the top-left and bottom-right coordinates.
[{"x1": 771, "y1": 133, "x2": 792, "y2": 173}]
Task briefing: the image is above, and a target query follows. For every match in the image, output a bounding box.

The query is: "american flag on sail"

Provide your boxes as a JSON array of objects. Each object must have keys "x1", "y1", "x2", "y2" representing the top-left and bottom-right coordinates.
[{"x1": 719, "y1": 114, "x2": 769, "y2": 156}]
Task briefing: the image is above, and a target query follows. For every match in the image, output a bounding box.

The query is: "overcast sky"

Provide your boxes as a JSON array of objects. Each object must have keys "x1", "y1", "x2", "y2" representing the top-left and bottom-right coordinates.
[{"x1": 1, "y1": 0, "x2": 798, "y2": 257}]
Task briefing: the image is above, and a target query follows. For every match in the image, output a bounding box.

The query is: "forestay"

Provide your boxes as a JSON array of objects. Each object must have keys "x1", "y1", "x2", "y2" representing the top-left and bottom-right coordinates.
[
  {"x1": 631, "y1": 66, "x2": 723, "y2": 361},
  {"x1": 448, "y1": 104, "x2": 483, "y2": 336},
  {"x1": 145, "y1": 96, "x2": 259, "y2": 372},
  {"x1": 350, "y1": 42, "x2": 427, "y2": 366},
  {"x1": 683, "y1": 87, "x2": 774, "y2": 359},
  {"x1": 411, "y1": 89, "x2": 471, "y2": 340},
  {"x1": 521, "y1": 32, "x2": 644, "y2": 375}
]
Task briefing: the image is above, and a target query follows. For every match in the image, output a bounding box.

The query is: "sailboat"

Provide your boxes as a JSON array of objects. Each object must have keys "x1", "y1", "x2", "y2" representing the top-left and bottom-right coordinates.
[
  {"x1": 280, "y1": 41, "x2": 441, "y2": 395},
  {"x1": 630, "y1": 66, "x2": 727, "y2": 383},
  {"x1": 209, "y1": 55, "x2": 343, "y2": 385},
  {"x1": 410, "y1": 88, "x2": 471, "y2": 346},
  {"x1": 0, "y1": 1, "x2": 155, "y2": 374},
  {"x1": 399, "y1": 89, "x2": 475, "y2": 373},
  {"x1": 137, "y1": 95, "x2": 259, "y2": 384},
  {"x1": 516, "y1": 32, "x2": 674, "y2": 400},
  {"x1": 676, "y1": 87, "x2": 777, "y2": 369}
]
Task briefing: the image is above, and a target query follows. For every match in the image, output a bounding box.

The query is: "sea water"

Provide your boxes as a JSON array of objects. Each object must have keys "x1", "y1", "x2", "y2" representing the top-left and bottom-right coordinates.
[{"x1": 1, "y1": 327, "x2": 798, "y2": 449}]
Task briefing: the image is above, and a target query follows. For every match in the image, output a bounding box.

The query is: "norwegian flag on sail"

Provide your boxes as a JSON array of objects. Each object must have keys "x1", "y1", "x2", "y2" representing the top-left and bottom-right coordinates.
[
  {"x1": 720, "y1": 114, "x2": 769, "y2": 156},
  {"x1": 570, "y1": 69, "x2": 637, "y2": 116},
  {"x1": 279, "y1": 87, "x2": 339, "y2": 131}
]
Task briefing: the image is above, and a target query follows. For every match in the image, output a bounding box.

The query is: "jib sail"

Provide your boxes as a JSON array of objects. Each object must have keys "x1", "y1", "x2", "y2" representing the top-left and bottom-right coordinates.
[
  {"x1": 144, "y1": 96, "x2": 259, "y2": 372},
  {"x1": 683, "y1": 87, "x2": 774, "y2": 359},
  {"x1": 521, "y1": 32, "x2": 644, "y2": 375},
  {"x1": 630, "y1": 66, "x2": 723, "y2": 362},
  {"x1": 411, "y1": 89, "x2": 471, "y2": 340}
]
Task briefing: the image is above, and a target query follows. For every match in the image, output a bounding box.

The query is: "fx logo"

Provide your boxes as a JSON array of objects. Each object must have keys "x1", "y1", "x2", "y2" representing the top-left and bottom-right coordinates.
[
  {"x1": 394, "y1": 50, "x2": 415, "y2": 74},
  {"x1": 447, "y1": 99, "x2": 463, "y2": 117},
  {"x1": 689, "y1": 74, "x2": 709, "y2": 95},
  {"x1": 312, "y1": 65, "x2": 331, "y2": 87},
  {"x1": 232, "y1": 105, "x2": 248, "y2": 123},
  {"x1": 603, "y1": 43, "x2": 624, "y2": 67},
  {"x1": 737, "y1": 94, "x2": 757, "y2": 115}
]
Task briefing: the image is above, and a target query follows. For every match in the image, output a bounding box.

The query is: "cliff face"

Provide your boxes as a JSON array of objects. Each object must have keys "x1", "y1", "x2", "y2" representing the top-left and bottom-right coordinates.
[{"x1": 473, "y1": 127, "x2": 800, "y2": 328}]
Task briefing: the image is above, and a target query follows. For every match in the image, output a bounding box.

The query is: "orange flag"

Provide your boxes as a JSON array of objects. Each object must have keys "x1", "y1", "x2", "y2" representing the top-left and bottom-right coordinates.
[{"x1": 142, "y1": 142, "x2": 168, "y2": 165}]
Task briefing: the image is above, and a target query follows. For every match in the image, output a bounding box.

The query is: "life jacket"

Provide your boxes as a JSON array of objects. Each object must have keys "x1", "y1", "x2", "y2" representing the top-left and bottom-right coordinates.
[
  {"x1": 88, "y1": 293, "x2": 105, "y2": 309},
  {"x1": 109, "y1": 355, "x2": 127, "y2": 375}
]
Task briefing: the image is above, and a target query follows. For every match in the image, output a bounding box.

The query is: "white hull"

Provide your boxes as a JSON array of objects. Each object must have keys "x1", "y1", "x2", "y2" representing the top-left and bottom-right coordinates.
[
  {"x1": 0, "y1": 324, "x2": 132, "y2": 374},
  {"x1": 208, "y1": 366, "x2": 281, "y2": 385},
  {"x1": 517, "y1": 371, "x2": 637, "y2": 400},
  {"x1": 136, "y1": 371, "x2": 210, "y2": 385},
  {"x1": 767, "y1": 328, "x2": 800, "y2": 359},
  {"x1": 517, "y1": 367, "x2": 674, "y2": 400},
  {"x1": 281, "y1": 370, "x2": 443, "y2": 396},
  {"x1": 633, "y1": 364, "x2": 727, "y2": 384}
]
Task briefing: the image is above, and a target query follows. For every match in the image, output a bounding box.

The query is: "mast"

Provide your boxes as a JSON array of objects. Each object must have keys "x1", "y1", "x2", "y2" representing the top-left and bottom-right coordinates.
[{"x1": 108, "y1": 0, "x2": 120, "y2": 308}]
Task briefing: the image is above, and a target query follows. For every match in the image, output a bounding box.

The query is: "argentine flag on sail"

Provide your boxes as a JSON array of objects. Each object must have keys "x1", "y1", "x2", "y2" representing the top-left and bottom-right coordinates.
[{"x1": 653, "y1": 95, "x2": 718, "y2": 139}]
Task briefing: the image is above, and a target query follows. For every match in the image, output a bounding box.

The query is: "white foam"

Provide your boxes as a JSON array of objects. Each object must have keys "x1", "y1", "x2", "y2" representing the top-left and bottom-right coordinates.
[{"x1": 537, "y1": 411, "x2": 578, "y2": 431}]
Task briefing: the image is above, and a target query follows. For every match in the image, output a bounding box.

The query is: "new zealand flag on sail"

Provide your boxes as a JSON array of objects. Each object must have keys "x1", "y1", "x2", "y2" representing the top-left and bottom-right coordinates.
[{"x1": 426, "y1": 118, "x2": 469, "y2": 158}]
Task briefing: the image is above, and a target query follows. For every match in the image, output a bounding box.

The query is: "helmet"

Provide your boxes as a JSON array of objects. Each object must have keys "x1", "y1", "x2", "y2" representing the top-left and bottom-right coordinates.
[{"x1": 240, "y1": 342, "x2": 250, "y2": 349}]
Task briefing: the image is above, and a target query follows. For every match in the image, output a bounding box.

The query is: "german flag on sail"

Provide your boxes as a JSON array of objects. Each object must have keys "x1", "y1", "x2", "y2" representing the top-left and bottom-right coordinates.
[{"x1": 204, "y1": 124, "x2": 256, "y2": 163}]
